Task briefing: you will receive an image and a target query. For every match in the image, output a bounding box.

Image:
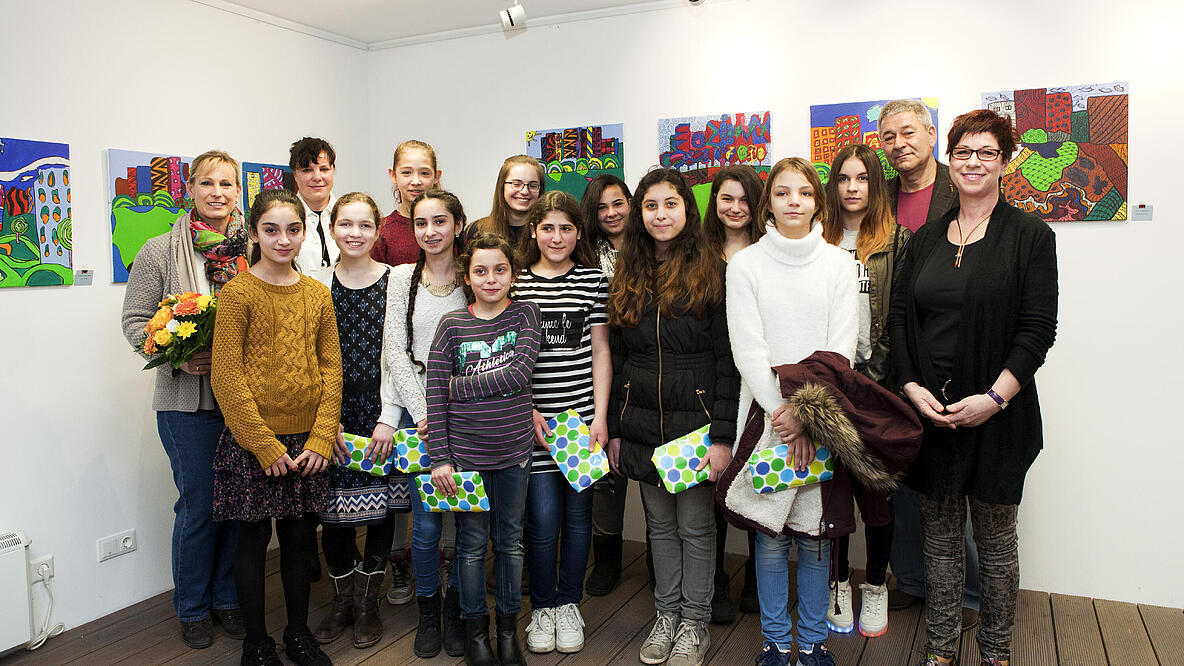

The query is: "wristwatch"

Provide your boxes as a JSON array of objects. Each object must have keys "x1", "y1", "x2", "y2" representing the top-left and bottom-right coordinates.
[{"x1": 987, "y1": 389, "x2": 1009, "y2": 410}]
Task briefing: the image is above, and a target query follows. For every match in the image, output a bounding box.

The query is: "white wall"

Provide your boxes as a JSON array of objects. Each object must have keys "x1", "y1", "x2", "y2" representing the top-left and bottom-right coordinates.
[
  {"x1": 0, "y1": 0, "x2": 369, "y2": 631},
  {"x1": 365, "y1": 0, "x2": 1184, "y2": 608}
]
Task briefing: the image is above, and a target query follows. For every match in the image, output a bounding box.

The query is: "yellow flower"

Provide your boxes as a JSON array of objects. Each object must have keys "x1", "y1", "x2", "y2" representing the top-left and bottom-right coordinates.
[
  {"x1": 196, "y1": 294, "x2": 213, "y2": 312},
  {"x1": 154, "y1": 329, "x2": 173, "y2": 347},
  {"x1": 175, "y1": 321, "x2": 197, "y2": 340}
]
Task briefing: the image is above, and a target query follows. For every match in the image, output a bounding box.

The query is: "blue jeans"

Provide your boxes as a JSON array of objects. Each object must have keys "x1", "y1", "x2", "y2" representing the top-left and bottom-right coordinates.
[
  {"x1": 455, "y1": 462, "x2": 530, "y2": 618},
  {"x1": 157, "y1": 409, "x2": 238, "y2": 621},
  {"x1": 891, "y1": 485, "x2": 980, "y2": 610},
  {"x1": 754, "y1": 533, "x2": 830, "y2": 651},
  {"x1": 525, "y1": 470, "x2": 593, "y2": 609},
  {"x1": 406, "y1": 414, "x2": 459, "y2": 597}
]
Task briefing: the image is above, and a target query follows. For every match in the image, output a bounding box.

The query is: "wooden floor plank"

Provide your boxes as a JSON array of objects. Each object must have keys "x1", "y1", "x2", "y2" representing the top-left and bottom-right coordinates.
[
  {"x1": 1051, "y1": 593, "x2": 1105, "y2": 666},
  {"x1": 1139, "y1": 604, "x2": 1184, "y2": 666},
  {"x1": 1095, "y1": 599, "x2": 1159, "y2": 666},
  {"x1": 1009, "y1": 590, "x2": 1057, "y2": 666},
  {"x1": 859, "y1": 596, "x2": 921, "y2": 666}
]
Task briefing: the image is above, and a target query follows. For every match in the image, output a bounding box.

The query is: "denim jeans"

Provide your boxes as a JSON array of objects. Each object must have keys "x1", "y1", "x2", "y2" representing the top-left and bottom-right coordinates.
[
  {"x1": 455, "y1": 462, "x2": 531, "y2": 618},
  {"x1": 525, "y1": 470, "x2": 593, "y2": 609},
  {"x1": 754, "y1": 532, "x2": 830, "y2": 651},
  {"x1": 639, "y1": 482, "x2": 715, "y2": 622},
  {"x1": 157, "y1": 409, "x2": 238, "y2": 621},
  {"x1": 405, "y1": 413, "x2": 458, "y2": 596},
  {"x1": 590, "y1": 470, "x2": 630, "y2": 536},
  {"x1": 891, "y1": 484, "x2": 980, "y2": 609}
]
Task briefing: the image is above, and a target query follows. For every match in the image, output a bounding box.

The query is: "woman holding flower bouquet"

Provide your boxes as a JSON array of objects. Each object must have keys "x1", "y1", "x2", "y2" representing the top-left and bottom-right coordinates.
[{"x1": 120, "y1": 150, "x2": 250, "y2": 650}]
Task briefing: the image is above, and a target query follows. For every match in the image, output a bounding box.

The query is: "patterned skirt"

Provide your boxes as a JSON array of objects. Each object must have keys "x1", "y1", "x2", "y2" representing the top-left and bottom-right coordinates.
[
  {"x1": 320, "y1": 465, "x2": 411, "y2": 526},
  {"x1": 212, "y1": 430, "x2": 331, "y2": 523}
]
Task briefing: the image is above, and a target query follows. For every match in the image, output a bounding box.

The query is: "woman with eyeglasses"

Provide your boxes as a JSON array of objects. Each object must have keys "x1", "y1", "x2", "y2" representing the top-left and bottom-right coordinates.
[
  {"x1": 466, "y1": 155, "x2": 545, "y2": 246},
  {"x1": 888, "y1": 109, "x2": 1058, "y2": 666}
]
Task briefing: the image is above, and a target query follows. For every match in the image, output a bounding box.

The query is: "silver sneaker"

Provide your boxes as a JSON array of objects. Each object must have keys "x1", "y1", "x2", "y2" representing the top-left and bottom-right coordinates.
[
  {"x1": 667, "y1": 619, "x2": 709, "y2": 666},
  {"x1": 640, "y1": 611, "x2": 680, "y2": 664}
]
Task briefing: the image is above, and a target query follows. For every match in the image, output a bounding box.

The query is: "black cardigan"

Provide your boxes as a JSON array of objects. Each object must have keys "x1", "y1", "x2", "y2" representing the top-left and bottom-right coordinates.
[{"x1": 888, "y1": 200, "x2": 1058, "y2": 504}]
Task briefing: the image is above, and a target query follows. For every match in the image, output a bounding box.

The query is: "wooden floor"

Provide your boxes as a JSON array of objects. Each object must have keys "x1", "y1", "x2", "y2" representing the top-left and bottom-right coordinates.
[{"x1": 6, "y1": 540, "x2": 1182, "y2": 665}]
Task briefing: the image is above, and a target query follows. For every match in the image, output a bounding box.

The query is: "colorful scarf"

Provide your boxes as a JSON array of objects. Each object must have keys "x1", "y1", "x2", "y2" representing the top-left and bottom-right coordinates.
[{"x1": 190, "y1": 209, "x2": 249, "y2": 295}]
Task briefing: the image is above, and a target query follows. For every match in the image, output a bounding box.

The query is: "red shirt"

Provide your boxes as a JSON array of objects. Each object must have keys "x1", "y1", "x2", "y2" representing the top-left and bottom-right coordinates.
[
  {"x1": 372, "y1": 209, "x2": 420, "y2": 266},
  {"x1": 896, "y1": 183, "x2": 935, "y2": 232}
]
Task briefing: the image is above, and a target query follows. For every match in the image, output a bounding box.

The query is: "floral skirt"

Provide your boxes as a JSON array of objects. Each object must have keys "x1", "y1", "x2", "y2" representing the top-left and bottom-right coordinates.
[{"x1": 212, "y1": 430, "x2": 330, "y2": 523}]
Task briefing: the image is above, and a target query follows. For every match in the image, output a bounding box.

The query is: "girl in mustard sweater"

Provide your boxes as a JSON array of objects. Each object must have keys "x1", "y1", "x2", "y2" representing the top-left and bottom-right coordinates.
[{"x1": 212, "y1": 188, "x2": 342, "y2": 666}]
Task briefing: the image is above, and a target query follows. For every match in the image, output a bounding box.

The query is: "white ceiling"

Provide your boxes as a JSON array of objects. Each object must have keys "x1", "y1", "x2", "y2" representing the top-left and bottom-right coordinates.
[{"x1": 202, "y1": 0, "x2": 661, "y2": 47}]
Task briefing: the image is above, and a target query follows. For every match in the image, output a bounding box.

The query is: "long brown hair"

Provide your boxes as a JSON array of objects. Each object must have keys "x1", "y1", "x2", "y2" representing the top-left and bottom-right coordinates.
[
  {"x1": 823, "y1": 144, "x2": 895, "y2": 260},
  {"x1": 607, "y1": 169, "x2": 723, "y2": 327},
  {"x1": 472, "y1": 155, "x2": 545, "y2": 239},
  {"x1": 516, "y1": 191, "x2": 597, "y2": 269},
  {"x1": 702, "y1": 165, "x2": 766, "y2": 252}
]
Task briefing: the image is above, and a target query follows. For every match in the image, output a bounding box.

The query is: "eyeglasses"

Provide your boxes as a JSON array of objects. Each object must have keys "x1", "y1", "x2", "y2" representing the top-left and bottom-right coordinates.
[
  {"x1": 504, "y1": 179, "x2": 541, "y2": 193},
  {"x1": 950, "y1": 146, "x2": 1004, "y2": 162}
]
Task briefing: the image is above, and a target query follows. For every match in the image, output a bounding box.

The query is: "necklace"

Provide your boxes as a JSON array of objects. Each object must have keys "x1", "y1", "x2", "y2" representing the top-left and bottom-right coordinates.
[
  {"x1": 954, "y1": 212, "x2": 990, "y2": 269},
  {"x1": 420, "y1": 273, "x2": 458, "y2": 297}
]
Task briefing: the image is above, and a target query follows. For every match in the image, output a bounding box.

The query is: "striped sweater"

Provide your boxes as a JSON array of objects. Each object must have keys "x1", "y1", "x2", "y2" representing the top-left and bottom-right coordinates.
[{"x1": 425, "y1": 300, "x2": 541, "y2": 471}]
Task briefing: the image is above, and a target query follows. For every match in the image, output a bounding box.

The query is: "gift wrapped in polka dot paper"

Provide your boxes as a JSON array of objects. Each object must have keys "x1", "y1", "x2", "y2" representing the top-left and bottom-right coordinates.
[
  {"x1": 339, "y1": 432, "x2": 393, "y2": 477},
  {"x1": 746, "y1": 443, "x2": 833, "y2": 494},
  {"x1": 415, "y1": 471, "x2": 490, "y2": 512},
  {"x1": 545, "y1": 409, "x2": 609, "y2": 493},
  {"x1": 651, "y1": 424, "x2": 712, "y2": 493},
  {"x1": 396, "y1": 428, "x2": 431, "y2": 473}
]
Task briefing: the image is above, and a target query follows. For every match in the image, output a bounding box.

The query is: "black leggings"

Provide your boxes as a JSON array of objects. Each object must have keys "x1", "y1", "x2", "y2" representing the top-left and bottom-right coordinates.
[
  {"x1": 235, "y1": 514, "x2": 318, "y2": 646},
  {"x1": 321, "y1": 513, "x2": 398, "y2": 577},
  {"x1": 835, "y1": 521, "x2": 893, "y2": 586}
]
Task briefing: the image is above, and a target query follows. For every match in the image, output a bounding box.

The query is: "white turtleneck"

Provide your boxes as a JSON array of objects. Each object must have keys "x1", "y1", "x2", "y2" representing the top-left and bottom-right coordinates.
[{"x1": 726, "y1": 223, "x2": 859, "y2": 419}]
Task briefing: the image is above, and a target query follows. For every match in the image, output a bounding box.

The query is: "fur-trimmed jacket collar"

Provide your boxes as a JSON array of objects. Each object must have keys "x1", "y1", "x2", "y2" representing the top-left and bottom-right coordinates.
[{"x1": 716, "y1": 351, "x2": 922, "y2": 539}]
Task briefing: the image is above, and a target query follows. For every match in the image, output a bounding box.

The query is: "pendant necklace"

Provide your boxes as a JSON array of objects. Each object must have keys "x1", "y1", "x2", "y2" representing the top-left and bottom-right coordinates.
[
  {"x1": 421, "y1": 270, "x2": 458, "y2": 297},
  {"x1": 954, "y1": 212, "x2": 990, "y2": 269}
]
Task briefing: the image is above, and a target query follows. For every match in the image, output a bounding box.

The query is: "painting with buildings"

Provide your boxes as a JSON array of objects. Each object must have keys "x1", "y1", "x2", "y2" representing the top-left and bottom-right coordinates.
[
  {"x1": 809, "y1": 97, "x2": 940, "y2": 184},
  {"x1": 525, "y1": 123, "x2": 624, "y2": 201},
  {"x1": 657, "y1": 111, "x2": 772, "y2": 217},
  {"x1": 0, "y1": 137, "x2": 71, "y2": 287},
  {"x1": 108, "y1": 149, "x2": 193, "y2": 283}
]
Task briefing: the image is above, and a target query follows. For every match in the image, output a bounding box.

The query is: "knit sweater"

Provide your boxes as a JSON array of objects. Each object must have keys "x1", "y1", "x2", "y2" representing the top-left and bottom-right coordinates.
[
  {"x1": 211, "y1": 271, "x2": 343, "y2": 467},
  {"x1": 371, "y1": 210, "x2": 421, "y2": 267}
]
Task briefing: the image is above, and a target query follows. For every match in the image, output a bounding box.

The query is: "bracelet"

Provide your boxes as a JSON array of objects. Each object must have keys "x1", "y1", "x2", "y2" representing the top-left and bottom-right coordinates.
[{"x1": 986, "y1": 389, "x2": 1009, "y2": 410}]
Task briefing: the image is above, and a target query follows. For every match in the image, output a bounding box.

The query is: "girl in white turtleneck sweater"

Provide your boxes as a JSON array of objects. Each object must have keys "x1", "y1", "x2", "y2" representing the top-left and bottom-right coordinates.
[{"x1": 725, "y1": 157, "x2": 856, "y2": 666}]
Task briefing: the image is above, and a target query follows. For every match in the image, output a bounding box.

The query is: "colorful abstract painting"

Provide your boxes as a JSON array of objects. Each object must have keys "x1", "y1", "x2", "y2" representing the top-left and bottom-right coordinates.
[
  {"x1": 109, "y1": 149, "x2": 193, "y2": 283},
  {"x1": 982, "y1": 81, "x2": 1128, "y2": 221},
  {"x1": 242, "y1": 161, "x2": 295, "y2": 212},
  {"x1": 525, "y1": 123, "x2": 624, "y2": 201},
  {"x1": 0, "y1": 138, "x2": 71, "y2": 287},
  {"x1": 809, "y1": 97, "x2": 940, "y2": 184},
  {"x1": 658, "y1": 112, "x2": 772, "y2": 218}
]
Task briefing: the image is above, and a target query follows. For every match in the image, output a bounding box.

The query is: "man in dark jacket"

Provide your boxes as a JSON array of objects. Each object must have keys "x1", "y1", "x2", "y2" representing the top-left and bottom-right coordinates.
[{"x1": 879, "y1": 99, "x2": 958, "y2": 232}]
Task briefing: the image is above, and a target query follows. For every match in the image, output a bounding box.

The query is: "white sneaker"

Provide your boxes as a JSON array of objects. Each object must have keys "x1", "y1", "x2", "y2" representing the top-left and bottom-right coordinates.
[
  {"x1": 640, "y1": 611, "x2": 680, "y2": 664},
  {"x1": 526, "y1": 607, "x2": 556, "y2": 653},
  {"x1": 554, "y1": 603, "x2": 585, "y2": 653},
  {"x1": 858, "y1": 582, "x2": 888, "y2": 637},
  {"x1": 826, "y1": 580, "x2": 854, "y2": 633}
]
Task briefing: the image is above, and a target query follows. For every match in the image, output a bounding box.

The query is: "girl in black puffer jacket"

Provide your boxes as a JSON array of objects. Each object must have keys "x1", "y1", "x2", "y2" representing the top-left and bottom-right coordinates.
[{"x1": 605, "y1": 168, "x2": 739, "y2": 666}]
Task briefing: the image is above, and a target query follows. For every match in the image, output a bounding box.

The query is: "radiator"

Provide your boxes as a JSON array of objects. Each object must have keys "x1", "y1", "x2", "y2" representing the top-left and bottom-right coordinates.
[{"x1": 0, "y1": 531, "x2": 33, "y2": 653}]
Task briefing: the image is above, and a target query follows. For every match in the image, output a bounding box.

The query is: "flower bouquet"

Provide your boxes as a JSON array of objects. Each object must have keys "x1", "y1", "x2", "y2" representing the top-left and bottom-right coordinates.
[{"x1": 138, "y1": 291, "x2": 217, "y2": 371}]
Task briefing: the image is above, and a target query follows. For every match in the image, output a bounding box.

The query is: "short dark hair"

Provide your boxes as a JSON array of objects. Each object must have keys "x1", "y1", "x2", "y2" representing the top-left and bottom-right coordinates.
[
  {"x1": 946, "y1": 109, "x2": 1019, "y2": 161},
  {"x1": 289, "y1": 137, "x2": 336, "y2": 171}
]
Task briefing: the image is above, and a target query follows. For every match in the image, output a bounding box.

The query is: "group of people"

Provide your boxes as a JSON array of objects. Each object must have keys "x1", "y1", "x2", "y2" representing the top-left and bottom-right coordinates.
[{"x1": 120, "y1": 99, "x2": 1058, "y2": 666}]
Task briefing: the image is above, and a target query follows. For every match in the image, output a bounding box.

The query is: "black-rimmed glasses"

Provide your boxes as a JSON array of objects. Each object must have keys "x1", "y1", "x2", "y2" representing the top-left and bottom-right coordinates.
[
  {"x1": 950, "y1": 146, "x2": 1004, "y2": 162},
  {"x1": 504, "y1": 179, "x2": 541, "y2": 192}
]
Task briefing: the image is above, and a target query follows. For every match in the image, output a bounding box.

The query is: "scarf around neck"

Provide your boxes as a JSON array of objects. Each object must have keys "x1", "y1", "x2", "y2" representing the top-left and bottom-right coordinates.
[{"x1": 189, "y1": 208, "x2": 249, "y2": 294}]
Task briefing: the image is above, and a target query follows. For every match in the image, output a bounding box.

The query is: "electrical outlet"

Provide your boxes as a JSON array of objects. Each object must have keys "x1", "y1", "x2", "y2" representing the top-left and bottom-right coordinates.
[
  {"x1": 31, "y1": 555, "x2": 54, "y2": 580},
  {"x1": 98, "y1": 529, "x2": 137, "y2": 562}
]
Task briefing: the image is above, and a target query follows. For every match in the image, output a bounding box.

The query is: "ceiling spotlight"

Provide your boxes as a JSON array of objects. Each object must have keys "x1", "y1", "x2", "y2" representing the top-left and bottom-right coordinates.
[{"x1": 500, "y1": 2, "x2": 526, "y2": 31}]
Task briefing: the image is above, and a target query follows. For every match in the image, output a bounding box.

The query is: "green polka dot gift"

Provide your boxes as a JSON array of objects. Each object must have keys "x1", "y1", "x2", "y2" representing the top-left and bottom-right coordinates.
[
  {"x1": 337, "y1": 432, "x2": 393, "y2": 477},
  {"x1": 747, "y1": 442, "x2": 833, "y2": 494},
  {"x1": 544, "y1": 409, "x2": 609, "y2": 492},
  {"x1": 651, "y1": 424, "x2": 712, "y2": 493},
  {"x1": 415, "y1": 471, "x2": 490, "y2": 512},
  {"x1": 396, "y1": 427, "x2": 431, "y2": 473}
]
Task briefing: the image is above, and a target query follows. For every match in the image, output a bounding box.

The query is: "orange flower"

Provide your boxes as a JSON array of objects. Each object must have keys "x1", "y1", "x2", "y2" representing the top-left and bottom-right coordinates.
[
  {"x1": 143, "y1": 335, "x2": 157, "y2": 354},
  {"x1": 147, "y1": 306, "x2": 172, "y2": 330},
  {"x1": 172, "y1": 299, "x2": 198, "y2": 316}
]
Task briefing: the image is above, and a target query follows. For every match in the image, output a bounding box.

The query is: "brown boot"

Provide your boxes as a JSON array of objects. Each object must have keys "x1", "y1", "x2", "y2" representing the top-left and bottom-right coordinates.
[
  {"x1": 312, "y1": 569, "x2": 353, "y2": 644},
  {"x1": 352, "y1": 566, "x2": 385, "y2": 648}
]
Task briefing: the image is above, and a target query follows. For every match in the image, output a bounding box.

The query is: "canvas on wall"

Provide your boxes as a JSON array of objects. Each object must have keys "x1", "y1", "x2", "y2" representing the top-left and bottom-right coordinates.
[
  {"x1": 809, "y1": 98, "x2": 939, "y2": 184},
  {"x1": 242, "y1": 161, "x2": 296, "y2": 212},
  {"x1": 525, "y1": 123, "x2": 624, "y2": 201},
  {"x1": 657, "y1": 112, "x2": 772, "y2": 218},
  {"x1": 109, "y1": 149, "x2": 193, "y2": 283},
  {"x1": 982, "y1": 81, "x2": 1128, "y2": 222},
  {"x1": 0, "y1": 137, "x2": 71, "y2": 287}
]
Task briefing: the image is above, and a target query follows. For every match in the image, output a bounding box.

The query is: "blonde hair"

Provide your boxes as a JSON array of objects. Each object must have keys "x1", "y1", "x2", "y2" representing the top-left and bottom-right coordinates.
[{"x1": 188, "y1": 150, "x2": 241, "y2": 188}]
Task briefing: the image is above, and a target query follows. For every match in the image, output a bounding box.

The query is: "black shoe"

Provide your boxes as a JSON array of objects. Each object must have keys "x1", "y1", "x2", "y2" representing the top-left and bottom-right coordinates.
[
  {"x1": 283, "y1": 628, "x2": 332, "y2": 666},
  {"x1": 414, "y1": 592, "x2": 443, "y2": 658},
  {"x1": 586, "y1": 534, "x2": 623, "y2": 596},
  {"x1": 710, "y1": 570, "x2": 736, "y2": 624},
  {"x1": 240, "y1": 638, "x2": 282, "y2": 665},
  {"x1": 495, "y1": 613, "x2": 526, "y2": 666},
  {"x1": 463, "y1": 615, "x2": 498, "y2": 666},
  {"x1": 213, "y1": 608, "x2": 247, "y2": 640},
  {"x1": 888, "y1": 589, "x2": 922, "y2": 611},
  {"x1": 442, "y1": 585, "x2": 466, "y2": 657},
  {"x1": 739, "y1": 557, "x2": 760, "y2": 614},
  {"x1": 180, "y1": 617, "x2": 214, "y2": 649}
]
